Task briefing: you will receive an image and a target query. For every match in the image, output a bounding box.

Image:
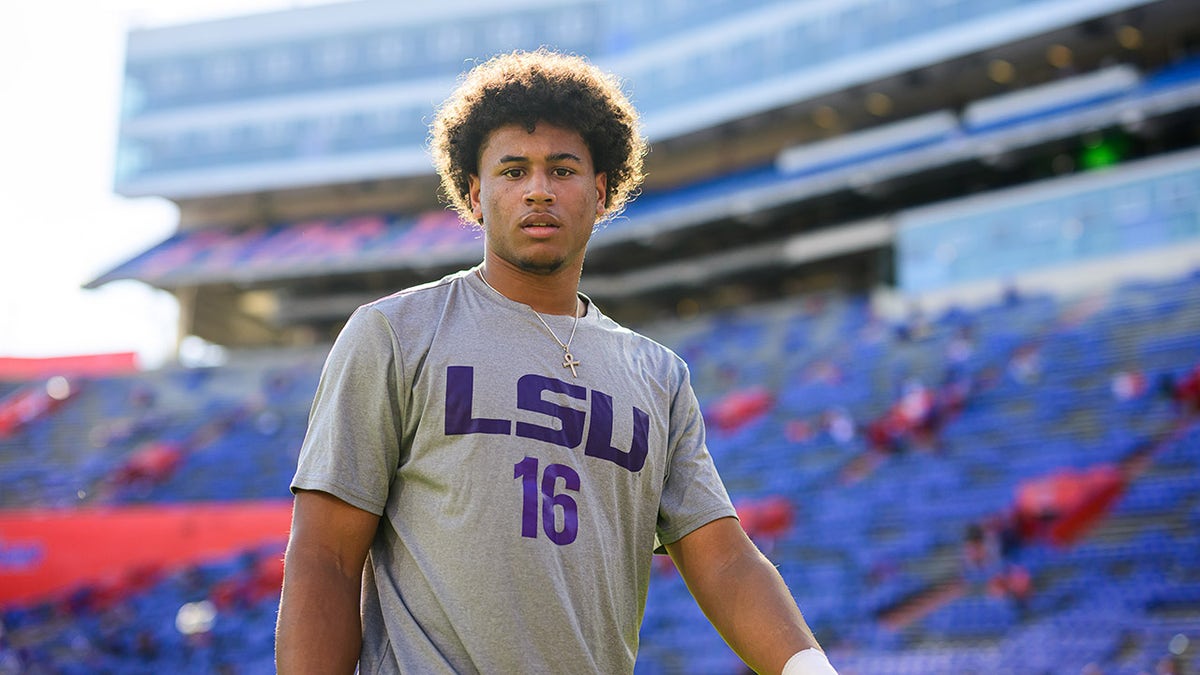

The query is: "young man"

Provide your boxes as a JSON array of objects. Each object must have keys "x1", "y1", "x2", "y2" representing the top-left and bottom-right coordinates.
[{"x1": 275, "y1": 49, "x2": 835, "y2": 675}]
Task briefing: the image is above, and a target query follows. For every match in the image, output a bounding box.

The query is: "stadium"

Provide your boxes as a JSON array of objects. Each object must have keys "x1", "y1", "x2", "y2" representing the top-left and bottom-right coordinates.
[{"x1": 2, "y1": 0, "x2": 1200, "y2": 672}]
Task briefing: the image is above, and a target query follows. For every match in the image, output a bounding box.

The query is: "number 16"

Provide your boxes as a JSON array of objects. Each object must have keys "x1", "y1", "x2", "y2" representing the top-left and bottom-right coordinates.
[{"x1": 514, "y1": 456, "x2": 580, "y2": 545}]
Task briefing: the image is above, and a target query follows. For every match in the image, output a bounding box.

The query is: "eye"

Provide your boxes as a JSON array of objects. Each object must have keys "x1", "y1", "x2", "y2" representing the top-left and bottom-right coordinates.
[
  {"x1": 553, "y1": 167, "x2": 576, "y2": 177},
  {"x1": 501, "y1": 167, "x2": 525, "y2": 178}
]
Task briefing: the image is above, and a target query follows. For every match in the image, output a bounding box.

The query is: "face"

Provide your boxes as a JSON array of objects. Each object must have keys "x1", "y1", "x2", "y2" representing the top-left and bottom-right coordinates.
[{"x1": 469, "y1": 122, "x2": 607, "y2": 276}]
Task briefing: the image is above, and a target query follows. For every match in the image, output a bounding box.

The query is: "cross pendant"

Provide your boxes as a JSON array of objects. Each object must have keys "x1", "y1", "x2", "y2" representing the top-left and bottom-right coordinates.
[{"x1": 562, "y1": 350, "x2": 580, "y2": 378}]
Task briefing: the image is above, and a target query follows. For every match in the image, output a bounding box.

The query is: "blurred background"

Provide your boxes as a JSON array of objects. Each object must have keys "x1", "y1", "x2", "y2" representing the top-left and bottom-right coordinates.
[{"x1": 2, "y1": 0, "x2": 1199, "y2": 672}]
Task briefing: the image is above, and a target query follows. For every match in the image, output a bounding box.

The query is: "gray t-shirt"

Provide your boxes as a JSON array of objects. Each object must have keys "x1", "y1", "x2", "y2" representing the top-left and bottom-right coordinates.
[{"x1": 292, "y1": 266, "x2": 735, "y2": 674}]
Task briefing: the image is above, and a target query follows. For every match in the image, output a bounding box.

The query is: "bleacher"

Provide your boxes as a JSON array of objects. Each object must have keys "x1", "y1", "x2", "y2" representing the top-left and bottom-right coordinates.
[
  {"x1": 120, "y1": 0, "x2": 1152, "y2": 195},
  {"x1": 3, "y1": 265, "x2": 1198, "y2": 673},
  {"x1": 93, "y1": 51, "x2": 1200, "y2": 303},
  {"x1": 0, "y1": 542, "x2": 284, "y2": 675},
  {"x1": 0, "y1": 351, "x2": 321, "y2": 510},
  {"x1": 635, "y1": 270, "x2": 1200, "y2": 674}
]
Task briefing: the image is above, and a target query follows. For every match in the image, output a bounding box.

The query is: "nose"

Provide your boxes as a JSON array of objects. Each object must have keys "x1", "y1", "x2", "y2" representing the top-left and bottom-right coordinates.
[{"x1": 524, "y1": 170, "x2": 555, "y2": 205}]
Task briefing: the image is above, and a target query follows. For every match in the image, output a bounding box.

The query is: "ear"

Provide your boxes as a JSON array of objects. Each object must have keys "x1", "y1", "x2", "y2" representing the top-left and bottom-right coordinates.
[
  {"x1": 468, "y1": 175, "x2": 483, "y2": 223},
  {"x1": 594, "y1": 172, "x2": 608, "y2": 219}
]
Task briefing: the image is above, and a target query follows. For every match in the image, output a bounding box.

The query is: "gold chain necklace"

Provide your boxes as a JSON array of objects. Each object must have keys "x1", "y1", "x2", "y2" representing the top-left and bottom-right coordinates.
[{"x1": 477, "y1": 270, "x2": 581, "y2": 377}]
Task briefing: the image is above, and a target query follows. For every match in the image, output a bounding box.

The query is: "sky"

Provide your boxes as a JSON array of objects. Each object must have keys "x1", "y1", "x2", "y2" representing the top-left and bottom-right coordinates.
[{"x1": 0, "y1": 1, "x2": 339, "y2": 370}]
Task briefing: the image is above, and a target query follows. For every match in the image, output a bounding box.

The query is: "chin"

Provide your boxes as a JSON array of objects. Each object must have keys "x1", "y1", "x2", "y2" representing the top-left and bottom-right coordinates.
[{"x1": 515, "y1": 257, "x2": 568, "y2": 275}]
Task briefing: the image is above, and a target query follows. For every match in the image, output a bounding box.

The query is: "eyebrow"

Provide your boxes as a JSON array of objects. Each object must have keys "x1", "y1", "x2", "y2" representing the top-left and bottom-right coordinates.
[{"x1": 497, "y1": 152, "x2": 584, "y2": 165}]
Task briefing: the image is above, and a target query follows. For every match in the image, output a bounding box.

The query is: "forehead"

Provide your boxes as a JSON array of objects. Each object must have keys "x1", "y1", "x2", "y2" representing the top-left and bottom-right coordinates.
[{"x1": 478, "y1": 122, "x2": 593, "y2": 166}]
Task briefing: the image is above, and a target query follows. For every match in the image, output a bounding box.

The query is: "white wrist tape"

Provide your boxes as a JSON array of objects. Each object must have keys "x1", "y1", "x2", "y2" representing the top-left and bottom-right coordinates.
[{"x1": 781, "y1": 648, "x2": 838, "y2": 675}]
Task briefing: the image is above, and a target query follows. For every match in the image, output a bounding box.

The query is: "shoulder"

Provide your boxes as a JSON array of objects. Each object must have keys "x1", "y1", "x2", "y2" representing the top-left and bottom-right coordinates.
[
  {"x1": 332, "y1": 269, "x2": 473, "y2": 356},
  {"x1": 592, "y1": 307, "x2": 692, "y2": 381}
]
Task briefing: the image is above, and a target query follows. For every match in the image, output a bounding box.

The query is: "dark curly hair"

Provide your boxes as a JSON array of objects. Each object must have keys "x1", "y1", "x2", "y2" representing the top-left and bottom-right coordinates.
[{"x1": 429, "y1": 49, "x2": 647, "y2": 226}]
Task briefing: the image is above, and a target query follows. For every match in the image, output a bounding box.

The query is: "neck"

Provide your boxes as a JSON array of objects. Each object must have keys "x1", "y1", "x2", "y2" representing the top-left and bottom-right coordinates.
[{"x1": 479, "y1": 257, "x2": 583, "y2": 316}]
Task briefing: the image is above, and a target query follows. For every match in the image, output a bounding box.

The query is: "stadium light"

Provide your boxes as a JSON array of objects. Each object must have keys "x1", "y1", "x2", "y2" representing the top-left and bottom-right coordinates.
[
  {"x1": 988, "y1": 59, "x2": 1015, "y2": 84},
  {"x1": 866, "y1": 92, "x2": 893, "y2": 117},
  {"x1": 1047, "y1": 44, "x2": 1073, "y2": 70},
  {"x1": 1116, "y1": 25, "x2": 1142, "y2": 49}
]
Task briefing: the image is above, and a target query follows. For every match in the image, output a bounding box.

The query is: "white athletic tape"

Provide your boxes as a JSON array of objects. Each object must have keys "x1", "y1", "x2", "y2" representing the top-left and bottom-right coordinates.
[{"x1": 781, "y1": 648, "x2": 838, "y2": 675}]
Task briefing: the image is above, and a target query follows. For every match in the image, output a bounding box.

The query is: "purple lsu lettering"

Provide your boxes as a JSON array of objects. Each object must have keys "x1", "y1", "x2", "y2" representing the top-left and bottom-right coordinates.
[{"x1": 443, "y1": 365, "x2": 649, "y2": 473}]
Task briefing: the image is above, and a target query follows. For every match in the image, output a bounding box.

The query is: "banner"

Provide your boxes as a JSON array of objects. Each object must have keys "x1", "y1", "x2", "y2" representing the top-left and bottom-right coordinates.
[{"x1": 0, "y1": 500, "x2": 292, "y2": 608}]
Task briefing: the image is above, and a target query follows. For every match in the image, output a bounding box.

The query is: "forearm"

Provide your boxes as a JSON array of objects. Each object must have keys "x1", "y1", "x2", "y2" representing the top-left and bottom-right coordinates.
[
  {"x1": 685, "y1": 546, "x2": 821, "y2": 674},
  {"x1": 275, "y1": 547, "x2": 364, "y2": 674}
]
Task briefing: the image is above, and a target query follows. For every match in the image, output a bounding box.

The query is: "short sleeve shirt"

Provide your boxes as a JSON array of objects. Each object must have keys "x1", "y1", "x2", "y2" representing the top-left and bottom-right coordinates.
[{"x1": 292, "y1": 267, "x2": 735, "y2": 674}]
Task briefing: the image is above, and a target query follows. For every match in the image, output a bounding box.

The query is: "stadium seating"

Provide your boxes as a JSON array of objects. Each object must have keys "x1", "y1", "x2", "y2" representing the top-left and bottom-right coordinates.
[
  {"x1": 635, "y1": 271, "x2": 1200, "y2": 674},
  {"x1": 99, "y1": 55, "x2": 1200, "y2": 291},
  {"x1": 3, "y1": 267, "x2": 1198, "y2": 673}
]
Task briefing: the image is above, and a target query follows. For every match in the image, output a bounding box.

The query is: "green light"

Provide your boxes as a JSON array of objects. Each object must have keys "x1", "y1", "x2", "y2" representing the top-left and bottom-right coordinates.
[{"x1": 1079, "y1": 132, "x2": 1129, "y2": 170}]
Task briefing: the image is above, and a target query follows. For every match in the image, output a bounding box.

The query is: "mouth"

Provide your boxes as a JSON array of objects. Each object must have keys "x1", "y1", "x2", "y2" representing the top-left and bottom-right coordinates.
[{"x1": 520, "y1": 214, "x2": 562, "y2": 238}]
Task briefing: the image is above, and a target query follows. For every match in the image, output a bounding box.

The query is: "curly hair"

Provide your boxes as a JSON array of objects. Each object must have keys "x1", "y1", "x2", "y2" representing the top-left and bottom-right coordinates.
[{"x1": 429, "y1": 49, "x2": 647, "y2": 226}]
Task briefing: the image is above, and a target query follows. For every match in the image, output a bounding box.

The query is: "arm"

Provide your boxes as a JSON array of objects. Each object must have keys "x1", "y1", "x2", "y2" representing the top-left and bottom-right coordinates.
[
  {"x1": 276, "y1": 489, "x2": 381, "y2": 675},
  {"x1": 666, "y1": 516, "x2": 824, "y2": 675}
]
